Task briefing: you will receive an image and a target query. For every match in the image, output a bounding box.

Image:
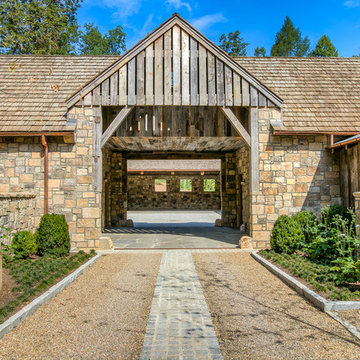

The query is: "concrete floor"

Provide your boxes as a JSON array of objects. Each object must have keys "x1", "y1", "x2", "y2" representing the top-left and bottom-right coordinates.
[{"x1": 104, "y1": 210, "x2": 242, "y2": 249}]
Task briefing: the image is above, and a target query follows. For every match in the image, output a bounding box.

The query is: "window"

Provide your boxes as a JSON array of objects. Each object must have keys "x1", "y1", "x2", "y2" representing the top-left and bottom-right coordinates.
[
  {"x1": 204, "y1": 179, "x2": 216, "y2": 192},
  {"x1": 180, "y1": 179, "x2": 192, "y2": 192},
  {"x1": 155, "y1": 179, "x2": 167, "y2": 192}
]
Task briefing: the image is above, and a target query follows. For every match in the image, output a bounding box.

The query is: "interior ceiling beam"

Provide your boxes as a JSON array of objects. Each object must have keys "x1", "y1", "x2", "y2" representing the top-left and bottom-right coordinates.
[
  {"x1": 101, "y1": 106, "x2": 134, "y2": 147},
  {"x1": 220, "y1": 107, "x2": 251, "y2": 147}
]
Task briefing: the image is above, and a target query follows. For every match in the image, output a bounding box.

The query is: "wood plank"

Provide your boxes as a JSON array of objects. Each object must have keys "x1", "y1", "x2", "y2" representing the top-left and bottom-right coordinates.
[
  {"x1": 224, "y1": 66, "x2": 233, "y2": 106},
  {"x1": 101, "y1": 78, "x2": 110, "y2": 105},
  {"x1": 242, "y1": 78, "x2": 250, "y2": 106},
  {"x1": 250, "y1": 107, "x2": 259, "y2": 192},
  {"x1": 137, "y1": 51, "x2": 145, "y2": 105},
  {"x1": 190, "y1": 37, "x2": 198, "y2": 105},
  {"x1": 181, "y1": 30, "x2": 190, "y2": 105},
  {"x1": 92, "y1": 86, "x2": 101, "y2": 106},
  {"x1": 250, "y1": 85, "x2": 258, "y2": 107},
  {"x1": 110, "y1": 71, "x2": 118, "y2": 105},
  {"x1": 153, "y1": 106, "x2": 162, "y2": 136},
  {"x1": 101, "y1": 106, "x2": 134, "y2": 147},
  {"x1": 199, "y1": 44, "x2": 207, "y2": 105},
  {"x1": 216, "y1": 58, "x2": 224, "y2": 106},
  {"x1": 207, "y1": 53, "x2": 216, "y2": 106},
  {"x1": 220, "y1": 107, "x2": 250, "y2": 146},
  {"x1": 259, "y1": 92, "x2": 266, "y2": 107},
  {"x1": 164, "y1": 30, "x2": 172, "y2": 105},
  {"x1": 119, "y1": 66, "x2": 127, "y2": 105},
  {"x1": 154, "y1": 36, "x2": 163, "y2": 105},
  {"x1": 233, "y1": 73, "x2": 241, "y2": 106},
  {"x1": 217, "y1": 108, "x2": 223, "y2": 137},
  {"x1": 127, "y1": 58, "x2": 136, "y2": 105},
  {"x1": 145, "y1": 45, "x2": 154, "y2": 105},
  {"x1": 173, "y1": 25, "x2": 181, "y2": 105}
]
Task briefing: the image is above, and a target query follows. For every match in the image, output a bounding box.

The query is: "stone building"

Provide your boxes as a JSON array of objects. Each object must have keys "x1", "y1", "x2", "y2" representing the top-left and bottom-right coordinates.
[{"x1": 0, "y1": 14, "x2": 359, "y2": 249}]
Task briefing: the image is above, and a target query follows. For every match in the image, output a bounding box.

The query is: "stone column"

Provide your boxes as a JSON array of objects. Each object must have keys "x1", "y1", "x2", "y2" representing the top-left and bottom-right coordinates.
[
  {"x1": 221, "y1": 152, "x2": 238, "y2": 227},
  {"x1": 110, "y1": 153, "x2": 127, "y2": 226}
]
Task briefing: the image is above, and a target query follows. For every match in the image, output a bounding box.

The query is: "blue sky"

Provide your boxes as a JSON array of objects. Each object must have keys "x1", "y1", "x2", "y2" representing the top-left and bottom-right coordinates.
[{"x1": 77, "y1": 0, "x2": 360, "y2": 56}]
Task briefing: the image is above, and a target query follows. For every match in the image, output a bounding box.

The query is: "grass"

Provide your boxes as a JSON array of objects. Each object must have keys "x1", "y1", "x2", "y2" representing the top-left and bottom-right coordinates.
[
  {"x1": 0, "y1": 251, "x2": 95, "y2": 324},
  {"x1": 259, "y1": 250, "x2": 360, "y2": 301}
]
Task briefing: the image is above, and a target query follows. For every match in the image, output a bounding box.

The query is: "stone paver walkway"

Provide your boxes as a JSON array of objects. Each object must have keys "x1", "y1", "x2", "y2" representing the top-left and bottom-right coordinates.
[{"x1": 140, "y1": 250, "x2": 222, "y2": 360}]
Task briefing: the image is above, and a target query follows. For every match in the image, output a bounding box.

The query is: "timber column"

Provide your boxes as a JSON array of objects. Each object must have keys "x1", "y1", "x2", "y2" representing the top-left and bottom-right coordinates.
[{"x1": 110, "y1": 153, "x2": 127, "y2": 226}]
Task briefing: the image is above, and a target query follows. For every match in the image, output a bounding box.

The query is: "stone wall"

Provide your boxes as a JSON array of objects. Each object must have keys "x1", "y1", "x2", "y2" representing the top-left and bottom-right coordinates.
[
  {"x1": 0, "y1": 104, "x2": 102, "y2": 250},
  {"x1": 0, "y1": 194, "x2": 36, "y2": 244},
  {"x1": 250, "y1": 108, "x2": 341, "y2": 249},
  {"x1": 127, "y1": 172, "x2": 221, "y2": 210}
]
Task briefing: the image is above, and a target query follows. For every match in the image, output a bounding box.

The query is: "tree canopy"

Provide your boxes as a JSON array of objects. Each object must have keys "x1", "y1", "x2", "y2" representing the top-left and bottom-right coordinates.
[
  {"x1": 308, "y1": 35, "x2": 338, "y2": 57},
  {"x1": 0, "y1": 0, "x2": 82, "y2": 55},
  {"x1": 219, "y1": 31, "x2": 249, "y2": 56},
  {"x1": 254, "y1": 46, "x2": 266, "y2": 57},
  {"x1": 271, "y1": 16, "x2": 310, "y2": 57},
  {"x1": 78, "y1": 23, "x2": 126, "y2": 55}
]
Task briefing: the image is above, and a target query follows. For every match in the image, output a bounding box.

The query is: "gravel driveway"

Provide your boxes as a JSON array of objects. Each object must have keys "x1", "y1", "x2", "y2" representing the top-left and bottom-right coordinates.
[
  {"x1": 193, "y1": 252, "x2": 360, "y2": 360},
  {"x1": 0, "y1": 254, "x2": 161, "y2": 360}
]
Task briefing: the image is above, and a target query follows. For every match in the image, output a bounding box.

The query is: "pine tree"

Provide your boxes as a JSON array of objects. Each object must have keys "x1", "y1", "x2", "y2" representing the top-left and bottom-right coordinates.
[
  {"x1": 254, "y1": 47, "x2": 266, "y2": 57},
  {"x1": 219, "y1": 31, "x2": 249, "y2": 56},
  {"x1": 271, "y1": 16, "x2": 310, "y2": 57},
  {"x1": 308, "y1": 35, "x2": 338, "y2": 57},
  {"x1": 0, "y1": 0, "x2": 82, "y2": 54}
]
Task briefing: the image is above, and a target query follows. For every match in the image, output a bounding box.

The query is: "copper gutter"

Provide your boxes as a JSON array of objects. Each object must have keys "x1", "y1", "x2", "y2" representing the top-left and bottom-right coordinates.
[
  {"x1": 272, "y1": 130, "x2": 360, "y2": 136},
  {"x1": 0, "y1": 131, "x2": 74, "y2": 137},
  {"x1": 41, "y1": 135, "x2": 49, "y2": 215},
  {"x1": 327, "y1": 135, "x2": 360, "y2": 150}
]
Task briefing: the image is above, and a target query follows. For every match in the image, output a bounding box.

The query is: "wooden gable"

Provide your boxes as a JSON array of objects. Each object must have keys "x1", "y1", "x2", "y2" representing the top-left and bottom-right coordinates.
[{"x1": 67, "y1": 14, "x2": 282, "y2": 109}]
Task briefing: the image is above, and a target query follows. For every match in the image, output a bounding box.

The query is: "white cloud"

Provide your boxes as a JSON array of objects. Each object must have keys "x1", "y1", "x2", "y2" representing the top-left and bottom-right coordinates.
[
  {"x1": 344, "y1": 0, "x2": 360, "y2": 8},
  {"x1": 190, "y1": 13, "x2": 227, "y2": 31},
  {"x1": 167, "y1": 0, "x2": 192, "y2": 13},
  {"x1": 86, "y1": 0, "x2": 143, "y2": 20}
]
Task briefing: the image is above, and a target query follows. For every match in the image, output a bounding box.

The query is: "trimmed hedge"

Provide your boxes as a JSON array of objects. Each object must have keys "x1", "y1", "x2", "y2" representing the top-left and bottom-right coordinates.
[
  {"x1": 292, "y1": 210, "x2": 318, "y2": 243},
  {"x1": 270, "y1": 215, "x2": 304, "y2": 254},
  {"x1": 36, "y1": 214, "x2": 70, "y2": 257}
]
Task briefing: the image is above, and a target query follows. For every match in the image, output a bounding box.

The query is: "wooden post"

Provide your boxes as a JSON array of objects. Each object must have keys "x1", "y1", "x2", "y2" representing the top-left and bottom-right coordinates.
[{"x1": 41, "y1": 135, "x2": 49, "y2": 215}]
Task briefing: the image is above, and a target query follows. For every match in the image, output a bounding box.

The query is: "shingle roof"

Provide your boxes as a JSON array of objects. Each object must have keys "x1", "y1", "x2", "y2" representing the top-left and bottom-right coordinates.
[
  {"x1": 235, "y1": 57, "x2": 360, "y2": 133},
  {"x1": 0, "y1": 55, "x2": 118, "y2": 132},
  {"x1": 0, "y1": 55, "x2": 359, "y2": 133}
]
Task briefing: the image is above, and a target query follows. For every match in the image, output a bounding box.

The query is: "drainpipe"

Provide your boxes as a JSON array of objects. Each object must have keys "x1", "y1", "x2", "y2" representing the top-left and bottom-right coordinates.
[{"x1": 41, "y1": 135, "x2": 49, "y2": 215}]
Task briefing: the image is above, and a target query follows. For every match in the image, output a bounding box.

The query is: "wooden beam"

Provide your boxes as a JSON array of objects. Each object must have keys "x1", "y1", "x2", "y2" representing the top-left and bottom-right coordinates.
[
  {"x1": 220, "y1": 107, "x2": 251, "y2": 147},
  {"x1": 101, "y1": 106, "x2": 134, "y2": 148},
  {"x1": 250, "y1": 107, "x2": 259, "y2": 192}
]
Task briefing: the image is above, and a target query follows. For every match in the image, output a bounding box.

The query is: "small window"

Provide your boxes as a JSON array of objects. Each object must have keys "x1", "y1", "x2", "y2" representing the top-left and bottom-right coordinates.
[
  {"x1": 204, "y1": 179, "x2": 216, "y2": 192},
  {"x1": 155, "y1": 179, "x2": 167, "y2": 192},
  {"x1": 180, "y1": 179, "x2": 192, "y2": 192}
]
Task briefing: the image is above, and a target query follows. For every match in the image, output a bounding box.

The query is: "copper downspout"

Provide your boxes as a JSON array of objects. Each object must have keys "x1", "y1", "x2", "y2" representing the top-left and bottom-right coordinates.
[{"x1": 41, "y1": 135, "x2": 49, "y2": 215}]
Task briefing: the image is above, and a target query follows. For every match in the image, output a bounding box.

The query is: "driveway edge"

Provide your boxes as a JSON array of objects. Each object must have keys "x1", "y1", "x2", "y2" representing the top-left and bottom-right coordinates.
[
  {"x1": 251, "y1": 252, "x2": 360, "y2": 312},
  {"x1": 0, "y1": 253, "x2": 101, "y2": 339}
]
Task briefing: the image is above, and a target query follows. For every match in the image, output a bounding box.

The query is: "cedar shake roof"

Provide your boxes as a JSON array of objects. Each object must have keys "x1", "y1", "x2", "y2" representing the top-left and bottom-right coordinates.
[
  {"x1": 235, "y1": 57, "x2": 360, "y2": 133},
  {"x1": 0, "y1": 55, "x2": 118, "y2": 132},
  {"x1": 0, "y1": 55, "x2": 359, "y2": 133}
]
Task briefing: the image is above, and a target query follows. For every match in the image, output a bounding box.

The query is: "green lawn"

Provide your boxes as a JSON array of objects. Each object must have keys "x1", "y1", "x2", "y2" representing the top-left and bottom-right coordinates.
[{"x1": 0, "y1": 251, "x2": 95, "y2": 323}]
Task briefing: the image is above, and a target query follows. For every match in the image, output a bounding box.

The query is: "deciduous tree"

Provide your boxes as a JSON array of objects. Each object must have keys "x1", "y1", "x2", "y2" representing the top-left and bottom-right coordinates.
[
  {"x1": 219, "y1": 30, "x2": 248, "y2": 56},
  {"x1": 0, "y1": 0, "x2": 82, "y2": 54},
  {"x1": 254, "y1": 46, "x2": 266, "y2": 57}
]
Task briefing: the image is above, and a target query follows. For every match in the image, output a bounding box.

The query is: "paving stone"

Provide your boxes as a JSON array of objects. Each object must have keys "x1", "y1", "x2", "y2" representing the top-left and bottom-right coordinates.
[{"x1": 139, "y1": 250, "x2": 223, "y2": 360}]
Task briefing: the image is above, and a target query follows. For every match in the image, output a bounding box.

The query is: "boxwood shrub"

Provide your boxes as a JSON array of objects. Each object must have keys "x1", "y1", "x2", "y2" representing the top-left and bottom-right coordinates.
[
  {"x1": 12, "y1": 231, "x2": 37, "y2": 259},
  {"x1": 36, "y1": 214, "x2": 70, "y2": 257},
  {"x1": 292, "y1": 210, "x2": 318, "y2": 244},
  {"x1": 270, "y1": 215, "x2": 305, "y2": 254}
]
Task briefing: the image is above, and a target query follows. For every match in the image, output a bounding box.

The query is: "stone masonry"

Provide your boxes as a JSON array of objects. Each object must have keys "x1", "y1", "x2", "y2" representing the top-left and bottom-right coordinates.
[{"x1": 127, "y1": 172, "x2": 221, "y2": 210}]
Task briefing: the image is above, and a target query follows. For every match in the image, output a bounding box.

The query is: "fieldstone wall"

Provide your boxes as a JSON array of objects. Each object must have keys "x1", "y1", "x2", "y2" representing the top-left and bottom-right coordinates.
[
  {"x1": 0, "y1": 194, "x2": 36, "y2": 244},
  {"x1": 127, "y1": 172, "x2": 220, "y2": 210},
  {"x1": 236, "y1": 146, "x2": 250, "y2": 230},
  {"x1": 250, "y1": 108, "x2": 341, "y2": 249}
]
